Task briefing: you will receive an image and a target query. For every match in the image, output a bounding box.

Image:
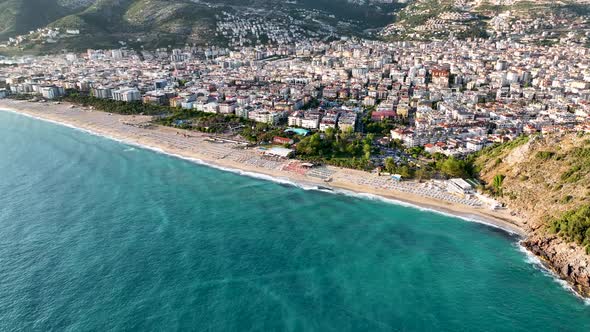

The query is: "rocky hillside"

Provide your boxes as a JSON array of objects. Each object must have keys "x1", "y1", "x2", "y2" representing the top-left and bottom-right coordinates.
[
  {"x1": 476, "y1": 133, "x2": 590, "y2": 228},
  {"x1": 476, "y1": 133, "x2": 590, "y2": 296}
]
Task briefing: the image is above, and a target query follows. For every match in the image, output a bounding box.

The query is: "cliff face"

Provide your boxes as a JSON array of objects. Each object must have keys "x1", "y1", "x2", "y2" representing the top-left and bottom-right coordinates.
[
  {"x1": 476, "y1": 133, "x2": 590, "y2": 296},
  {"x1": 522, "y1": 235, "x2": 590, "y2": 297}
]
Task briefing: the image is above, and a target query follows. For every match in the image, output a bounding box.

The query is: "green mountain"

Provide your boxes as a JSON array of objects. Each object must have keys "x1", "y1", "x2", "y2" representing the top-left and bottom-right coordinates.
[
  {"x1": 0, "y1": 0, "x2": 75, "y2": 37},
  {"x1": 382, "y1": 0, "x2": 590, "y2": 41},
  {"x1": 0, "y1": 0, "x2": 406, "y2": 54},
  {"x1": 3, "y1": 0, "x2": 588, "y2": 54}
]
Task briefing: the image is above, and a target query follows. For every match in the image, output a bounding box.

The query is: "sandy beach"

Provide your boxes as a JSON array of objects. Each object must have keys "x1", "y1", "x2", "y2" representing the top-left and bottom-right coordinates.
[{"x1": 0, "y1": 99, "x2": 526, "y2": 236}]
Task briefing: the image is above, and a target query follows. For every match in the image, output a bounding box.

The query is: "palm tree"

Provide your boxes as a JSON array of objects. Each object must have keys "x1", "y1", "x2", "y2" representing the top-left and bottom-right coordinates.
[{"x1": 492, "y1": 174, "x2": 505, "y2": 197}]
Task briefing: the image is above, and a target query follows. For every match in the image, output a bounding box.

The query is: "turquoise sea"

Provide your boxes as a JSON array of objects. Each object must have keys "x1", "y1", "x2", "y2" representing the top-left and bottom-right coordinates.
[{"x1": 1, "y1": 110, "x2": 590, "y2": 331}]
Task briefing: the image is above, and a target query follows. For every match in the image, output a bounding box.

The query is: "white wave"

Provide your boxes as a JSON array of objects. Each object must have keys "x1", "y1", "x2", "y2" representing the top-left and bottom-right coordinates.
[
  {"x1": 2, "y1": 108, "x2": 520, "y2": 237},
  {"x1": 517, "y1": 243, "x2": 590, "y2": 305},
  {"x1": 328, "y1": 188, "x2": 521, "y2": 236},
  {"x1": 4, "y1": 107, "x2": 589, "y2": 303},
  {"x1": 137, "y1": 148, "x2": 523, "y2": 237},
  {"x1": 2, "y1": 108, "x2": 104, "y2": 137},
  {"x1": 124, "y1": 147, "x2": 522, "y2": 237}
]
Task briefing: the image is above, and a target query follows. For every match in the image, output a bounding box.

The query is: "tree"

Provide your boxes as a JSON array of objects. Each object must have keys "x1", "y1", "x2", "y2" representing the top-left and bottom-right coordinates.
[
  {"x1": 363, "y1": 143, "x2": 372, "y2": 160},
  {"x1": 440, "y1": 157, "x2": 471, "y2": 178},
  {"x1": 308, "y1": 133, "x2": 323, "y2": 155},
  {"x1": 389, "y1": 139, "x2": 403, "y2": 149},
  {"x1": 385, "y1": 157, "x2": 396, "y2": 173},
  {"x1": 492, "y1": 174, "x2": 505, "y2": 197},
  {"x1": 406, "y1": 146, "x2": 425, "y2": 158},
  {"x1": 550, "y1": 205, "x2": 590, "y2": 251},
  {"x1": 415, "y1": 168, "x2": 430, "y2": 181},
  {"x1": 325, "y1": 127, "x2": 336, "y2": 141},
  {"x1": 341, "y1": 127, "x2": 354, "y2": 140},
  {"x1": 398, "y1": 165, "x2": 414, "y2": 178}
]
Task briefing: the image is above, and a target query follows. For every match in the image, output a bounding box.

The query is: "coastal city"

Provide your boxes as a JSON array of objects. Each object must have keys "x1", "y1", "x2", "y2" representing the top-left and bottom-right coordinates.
[
  {"x1": 3, "y1": 1, "x2": 590, "y2": 328},
  {"x1": 3, "y1": 37, "x2": 589, "y2": 154},
  {"x1": 1, "y1": 36, "x2": 589, "y2": 216}
]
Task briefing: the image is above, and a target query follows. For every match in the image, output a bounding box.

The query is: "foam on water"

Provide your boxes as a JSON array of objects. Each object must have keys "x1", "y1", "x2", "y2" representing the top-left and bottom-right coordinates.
[
  {"x1": 117, "y1": 143, "x2": 523, "y2": 237},
  {"x1": 0, "y1": 109, "x2": 534, "y2": 238},
  {"x1": 0, "y1": 109, "x2": 523, "y2": 235},
  {"x1": 517, "y1": 242, "x2": 590, "y2": 305},
  {"x1": 3, "y1": 108, "x2": 590, "y2": 330},
  {"x1": 3, "y1": 108, "x2": 585, "y2": 302}
]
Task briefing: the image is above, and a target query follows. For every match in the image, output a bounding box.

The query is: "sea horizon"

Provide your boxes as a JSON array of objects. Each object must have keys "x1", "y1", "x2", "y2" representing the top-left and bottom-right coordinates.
[{"x1": 1, "y1": 109, "x2": 590, "y2": 330}]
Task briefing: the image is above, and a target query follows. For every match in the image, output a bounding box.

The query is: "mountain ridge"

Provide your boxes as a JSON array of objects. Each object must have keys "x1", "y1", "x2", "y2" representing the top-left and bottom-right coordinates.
[{"x1": 1, "y1": 0, "x2": 589, "y2": 54}]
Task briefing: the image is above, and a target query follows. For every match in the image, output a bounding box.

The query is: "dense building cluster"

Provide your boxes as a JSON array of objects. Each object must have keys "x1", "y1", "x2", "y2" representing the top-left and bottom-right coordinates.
[
  {"x1": 215, "y1": 11, "x2": 330, "y2": 48},
  {"x1": 2, "y1": 37, "x2": 590, "y2": 158},
  {"x1": 0, "y1": 27, "x2": 81, "y2": 48},
  {"x1": 382, "y1": 0, "x2": 590, "y2": 43}
]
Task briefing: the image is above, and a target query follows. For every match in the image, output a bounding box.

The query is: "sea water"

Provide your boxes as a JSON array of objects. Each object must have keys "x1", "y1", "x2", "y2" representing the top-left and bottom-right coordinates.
[{"x1": 1, "y1": 110, "x2": 589, "y2": 331}]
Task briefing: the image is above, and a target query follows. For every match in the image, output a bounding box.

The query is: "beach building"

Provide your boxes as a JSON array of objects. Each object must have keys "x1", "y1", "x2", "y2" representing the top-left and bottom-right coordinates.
[
  {"x1": 203, "y1": 102, "x2": 219, "y2": 114},
  {"x1": 300, "y1": 111, "x2": 322, "y2": 129},
  {"x1": 273, "y1": 136, "x2": 294, "y2": 145},
  {"x1": 248, "y1": 109, "x2": 282, "y2": 125},
  {"x1": 112, "y1": 88, "x2": 141, "y2": 102},
  {"x1": 288, "y1": 111, "x2": 303, "y2": 127},
  {"x1": 40, "y1": 85, "x2": 63, "y2": 100},
  {"x1": 218, "y1": 102, "x2": 236, "y2": 114},
  {"x1": 143, "y1": 91, "x2": 169, "y2": 105},
  {"x1": 235, "y1": 107, "x2": 251, "y2": 119},
  {"x1": 447, "y1": 178, "x2": 474, "y2": 196},
  {"x1": 92, "y1": 87, "x2": 112, "y2": 99},
  {"x1": 263, "y1": 147, "x2": 293, "y2": 159},
  {"x1": 111, "y1": 49, "x2": 124, "y2": 60}
]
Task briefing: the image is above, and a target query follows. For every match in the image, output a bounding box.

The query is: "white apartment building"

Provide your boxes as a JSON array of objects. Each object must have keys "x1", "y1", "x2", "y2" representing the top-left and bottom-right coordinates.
[{"x1": 112, "y1": 88, "x2": 141, "y2": 102}]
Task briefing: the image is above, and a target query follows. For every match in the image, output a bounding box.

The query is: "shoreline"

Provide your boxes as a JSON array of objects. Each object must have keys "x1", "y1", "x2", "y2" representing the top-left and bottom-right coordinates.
[
  {"x1": 0, "y1": 99, "x2": 526, "y2": 236},
  {"x1": 518, "y1": 242, "x2": 590, "y2": 305},
  {"x1": 7, "y1": 99, "x2": 590, "y2": 302}
]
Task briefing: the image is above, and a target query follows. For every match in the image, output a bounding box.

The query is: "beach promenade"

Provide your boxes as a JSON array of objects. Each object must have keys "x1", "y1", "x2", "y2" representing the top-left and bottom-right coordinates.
[{"x1": 0, "y1": 99, "x2": 525, "y2": 235}]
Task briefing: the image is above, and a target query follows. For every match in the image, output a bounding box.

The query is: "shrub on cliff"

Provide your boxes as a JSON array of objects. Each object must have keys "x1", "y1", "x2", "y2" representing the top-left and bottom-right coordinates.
[
  {"x1": 550, "y1": 205, "x2": 590, "y2": 253},
  {"x1": 536, "y1": 151, "x2": 555, "y2": 160}
]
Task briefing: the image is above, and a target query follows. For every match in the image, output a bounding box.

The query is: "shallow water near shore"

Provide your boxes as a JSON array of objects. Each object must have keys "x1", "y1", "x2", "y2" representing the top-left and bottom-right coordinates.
[{"x1": 1, "y1": 110, "x2": 590, "y2": 331}]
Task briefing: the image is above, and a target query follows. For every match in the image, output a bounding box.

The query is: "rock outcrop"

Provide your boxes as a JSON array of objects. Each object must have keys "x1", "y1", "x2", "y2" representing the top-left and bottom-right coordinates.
[{"x1": 522, "y1": 235, "x2": 590, "y2": 297}]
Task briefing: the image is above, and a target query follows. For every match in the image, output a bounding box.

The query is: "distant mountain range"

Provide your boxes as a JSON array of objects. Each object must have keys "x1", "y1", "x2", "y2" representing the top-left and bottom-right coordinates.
[
  {"x1": 0, "y1": 0, "x2": 589, "y2": 54},
  {"x1": 0, "y1": 0, "x2": 405, "y2": 53}
]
